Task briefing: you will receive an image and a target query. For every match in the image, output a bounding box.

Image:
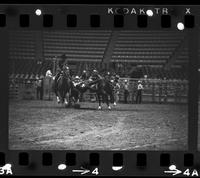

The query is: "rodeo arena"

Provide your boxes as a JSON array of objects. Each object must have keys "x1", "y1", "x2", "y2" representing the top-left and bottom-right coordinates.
[{"x1": 8, "y1": 30, "x2": 197, "y2": 150}]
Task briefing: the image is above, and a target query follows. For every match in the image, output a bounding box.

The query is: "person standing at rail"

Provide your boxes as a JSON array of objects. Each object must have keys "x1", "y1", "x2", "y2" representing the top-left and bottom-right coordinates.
[
  {"x1": 123, "y1": 79, "x2": 130, "y2": 104},
  {"x1": 35, "y1": 76, "x2": 43, "y2": 100},
  {"x1": 113, "y1": 75, "x2": 120, "y2": 105},
  {"x1": 136, "y1": 80, "x2": 144, "y2": 104}
]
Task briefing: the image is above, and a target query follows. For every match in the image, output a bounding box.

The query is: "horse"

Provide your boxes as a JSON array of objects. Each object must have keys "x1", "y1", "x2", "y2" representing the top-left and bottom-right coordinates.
[
  {"x1": 68, "y1": 76, "x2": 116, "y2": 110},
  {"x1": 96, "y1": 78, "x2": 115, "y2": 110},
  {"x1": 54, "y1": 66, "x2": 72, "y2": 107},
  {"x1": 77, "y1": 77, "x2": 115, "y2": 110}
]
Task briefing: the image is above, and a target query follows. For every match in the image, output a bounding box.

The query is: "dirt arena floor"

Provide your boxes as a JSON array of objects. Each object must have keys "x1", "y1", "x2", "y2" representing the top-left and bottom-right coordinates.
[{"x1": 9, "y1": 100, "x2": 188, "y2": 150}]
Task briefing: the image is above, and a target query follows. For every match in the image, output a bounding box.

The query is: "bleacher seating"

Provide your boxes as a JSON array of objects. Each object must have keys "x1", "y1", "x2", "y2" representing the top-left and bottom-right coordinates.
[
  {"x1": 111, "y1": 31, "x2": 186, "y2": 66},
  {"x1": 9, "y1": 31, "x2": 36, "y2": 61},
  {"x1": 9, "y1": 30, "x2": 190, "y2": 80},
  {"x1": 43, "y1": 30, "x2": 112, "y2": 62},
  {"x1": 136, "y1": 66, "x2": 188, "y2": 80}
]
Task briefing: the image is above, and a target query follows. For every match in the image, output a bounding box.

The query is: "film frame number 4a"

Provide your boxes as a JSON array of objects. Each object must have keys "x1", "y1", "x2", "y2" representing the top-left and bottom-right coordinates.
[{"x1": 0, "y1": 3, "x2": 199, "y2": 177}]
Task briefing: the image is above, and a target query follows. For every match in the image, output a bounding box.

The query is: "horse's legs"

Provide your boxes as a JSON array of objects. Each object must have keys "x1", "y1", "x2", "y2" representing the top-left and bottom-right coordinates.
[
  {"x1": 53, "y1": 77, "x2": 59, "y2": 98},
  {"x1": 56, "y1": 92, "x2": 61, "y2": 103},
  {"x1": 75, "y1": 89, "x2": 80, "y2": 104},
  {"x1": 71, "y1": 88, "x2": 80, "y2": 104},
  {"x1": 97, "y1": 93, "x2": 102, "y2": 110},
  {"x1": 61, "y1": 91, "x2": 65, "y2": 104},
  {"x1": 64, "y1": 94, "x2": 68, "y2": 105},
  {"x1": 113, "y1": 92, "x2": 117, "y2": 106},
  {"x1": 56, "y1": 90, "x2": 62, "y2": 104},
  {"x1": 110, "y1": 92, "x2": 115, "y2": 104},
  {"x1": 68, "y1": 89, "x2": 72, "y2": 106},
  {"x1": 54, "y1": 82, "x2": 61, "y2": 103},
  {"x1": 63, "y1": 91, "x2": 71, "y2": 107},
  {"x1": 105, "y1": 93, "x2": 111, "y2": 110}
]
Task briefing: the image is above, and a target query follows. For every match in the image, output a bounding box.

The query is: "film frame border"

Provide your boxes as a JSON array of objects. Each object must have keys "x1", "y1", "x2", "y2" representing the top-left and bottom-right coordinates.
[{"x1": 0, "y1": 4, "x2": 199, "y2": 176}]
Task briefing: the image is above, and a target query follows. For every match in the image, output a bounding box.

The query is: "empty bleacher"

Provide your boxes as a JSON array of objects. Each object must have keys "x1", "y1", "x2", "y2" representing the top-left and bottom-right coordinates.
[
  {"x1": 111, "y1": 30, "x2": 186, "y2": 66},
  {"x1": 137, "y1": 66, "x2": 188, "y2": 80},
  {"x1": 9, "y1": 30, "x2": 190, "y2": 80},
  {"x1": 43, "y1": 30, "x2": 112, "y2": 62},
  {"x1": 9, "y1": 31, "x2": 36, "y2": 61}
]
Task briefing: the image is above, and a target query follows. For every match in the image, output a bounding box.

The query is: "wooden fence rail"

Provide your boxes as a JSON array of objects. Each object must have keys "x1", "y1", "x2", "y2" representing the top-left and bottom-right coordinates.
[{"x1": 9, "y1": 77, "x2": 188, "y2": 104}]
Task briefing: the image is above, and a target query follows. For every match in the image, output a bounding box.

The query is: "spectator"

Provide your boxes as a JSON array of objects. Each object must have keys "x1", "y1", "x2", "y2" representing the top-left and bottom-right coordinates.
[
  {"x1": 136, "y1": 80, "x2": 144, "y2": 104},
  {"x1": 123, "y1": 79, "x2": 129, "y2": 103},
  {"x1": 113, "y1": 75, "x2": 120, "y2": 105},
  {"x1": 131, "y1": 82, "x2": 136, "y2": 104},
  {"x1": 35, "y1": 77, "x2": 43, "y2": 100}
]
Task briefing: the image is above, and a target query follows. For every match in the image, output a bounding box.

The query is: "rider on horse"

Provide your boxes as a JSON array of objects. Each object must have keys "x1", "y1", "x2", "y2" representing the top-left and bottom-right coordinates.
[
  {"x1": 115, "y1": 74, "x2": 120, "y2": 82},
  {"x1": 80, "y1": 70, "x2": 88, "y2": 80},
  {"x1": 87, "y1": 69, "x2": 102, "y2": 91},
  {"x1": 89, "y1": 69, "x2": 102, "y2": 81},
  {"x1": 105, "y1": 71, "x2": 112, "y2": 82},
  {"x1": 54, "y1": 54, "x2": 70, "y2": 93}
]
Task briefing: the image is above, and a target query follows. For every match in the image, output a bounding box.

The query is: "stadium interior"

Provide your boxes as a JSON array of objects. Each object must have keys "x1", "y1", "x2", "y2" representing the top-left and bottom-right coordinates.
[
  {"x1": 9, "y1": 30, "x2": 190, "y2": 79},
  {"x1": 8, "y1": 30, "x2": 196, "y2": 150},
  {"x1": 8, "y1": 30, "x2": 199, "y2": 103}
]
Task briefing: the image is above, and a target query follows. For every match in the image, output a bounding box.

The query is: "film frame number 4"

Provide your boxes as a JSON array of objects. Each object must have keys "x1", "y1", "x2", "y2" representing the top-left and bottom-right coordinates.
[{"x1": 0, "y1": 4, "x2": 199, "y2": 177}]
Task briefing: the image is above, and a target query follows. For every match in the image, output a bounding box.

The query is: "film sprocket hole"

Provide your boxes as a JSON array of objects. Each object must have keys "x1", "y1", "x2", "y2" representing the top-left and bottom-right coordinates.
[{"x1": 0, "y1": 4, "x2": 199, "y2": 177}]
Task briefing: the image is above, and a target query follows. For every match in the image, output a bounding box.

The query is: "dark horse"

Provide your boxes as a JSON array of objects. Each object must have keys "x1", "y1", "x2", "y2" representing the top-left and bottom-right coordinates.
[
  {"x1": 74, "y1": 78, "x2": 115, "y2": 110},
  {"x1": 95, "y1": 78, "x2": 115, "y2": 110},
  {"x1": 54, "y1": 66, "x2": 72, "y2": 107}
]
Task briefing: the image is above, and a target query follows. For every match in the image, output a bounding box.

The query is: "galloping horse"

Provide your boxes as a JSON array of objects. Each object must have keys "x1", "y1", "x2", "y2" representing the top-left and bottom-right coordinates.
[{"x1": 55, "y1": 66, "x2": 72, "y2": 107}]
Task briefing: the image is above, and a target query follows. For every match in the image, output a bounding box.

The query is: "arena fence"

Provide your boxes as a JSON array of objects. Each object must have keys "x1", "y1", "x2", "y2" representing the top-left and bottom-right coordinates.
[
  {"x1": 9, "y1": 84, "x2": 22, "y2": 100},
  {"x1": 9, "y1": 77, "x2": 188, "y2": 104},
  {"x1": 117, "y1": 78, "x2": 188, "y2": 104},
  {"x1": 83, "y1": 78, "x2": 188, "y2": 104}
]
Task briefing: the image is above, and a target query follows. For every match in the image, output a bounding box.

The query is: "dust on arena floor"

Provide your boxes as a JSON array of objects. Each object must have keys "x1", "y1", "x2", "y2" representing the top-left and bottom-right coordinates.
[{"x1": 9, "y1": 100, "x2": 188, "y2": 150}]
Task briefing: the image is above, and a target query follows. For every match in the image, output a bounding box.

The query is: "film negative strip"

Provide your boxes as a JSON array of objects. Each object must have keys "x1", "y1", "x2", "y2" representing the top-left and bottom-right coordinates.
[{"x1": 0, "y1": 3, "x2": 199, "y2": 176}]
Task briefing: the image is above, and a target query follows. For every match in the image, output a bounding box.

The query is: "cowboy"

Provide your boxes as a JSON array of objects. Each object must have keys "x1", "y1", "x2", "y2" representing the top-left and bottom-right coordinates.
[
  {"x1": 123, "y1": 79, "x2": 129, "y2": 104},
  {"x1": 73, "y1": 76, "x2": 82, "y2": 87},
  {"x1": 90, "y1": 69, "x2": 102, "y2": 81},
  {"x1": 136, "y1": 80, "x2": 144, "y2": 104},
  {"x1": 54, "y1": 54, "x2": 69, "y2": 92},
  {"x1": 105, "y1": 71, "x2": 111, "y2": 81},
  {"x1": 87, "y1": 69, "x2": 102, "y2": 94},
  {"x1": 80, "y1": 70, "x2": 88, "y2": 80},
  {"x1": 106, "y1": 72, "x2": 114, "y2": 86}
]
